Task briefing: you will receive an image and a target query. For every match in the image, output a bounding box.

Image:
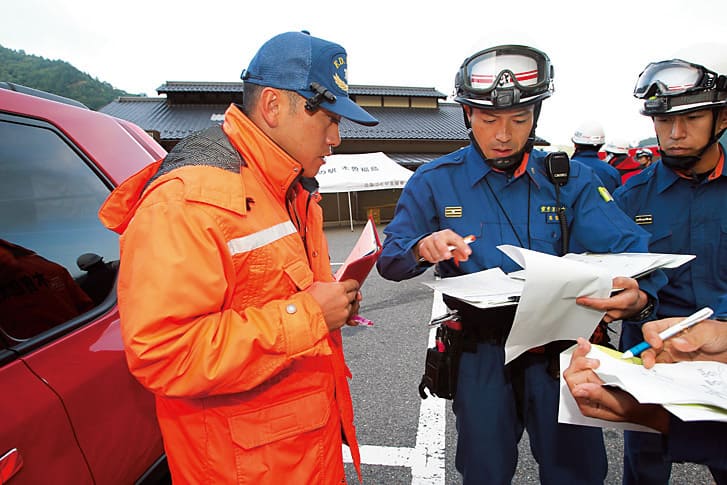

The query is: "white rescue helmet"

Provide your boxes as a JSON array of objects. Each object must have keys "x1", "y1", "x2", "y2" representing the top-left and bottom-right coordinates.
[
  {"x1": 634, "y1": 44, "x2": 727, "y2": 116},
  {"x1": 572, "y1": 120, "x2": 606, "y2": 146},
  {"x1": 634, "y1": 148, "x2": 653, "y2": 160},
  {"x1": 603, "y1": 138, "x2": 631, "y2": 155}
]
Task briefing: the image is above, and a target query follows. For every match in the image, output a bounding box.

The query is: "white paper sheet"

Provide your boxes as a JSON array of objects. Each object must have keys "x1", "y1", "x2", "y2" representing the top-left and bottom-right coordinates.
[
  {"x1": 498, "y1": 245, "x2": 611, "y2": 364},
  {"x1": 591, "y1": 349, "x2": 727, "y2": 412},
  {"x1": 421, "y1": 267, "x2": 523, "y2": 307},
  {"x1": 510, "y1": 252, "x2": 695, "y2": 281},
  {"x1": 563, "y1": 252, "x2": 696, "y2": 279},
  {"x1": 420, "y1": 247, "x2": 695, "y2": 365},
  {"x1": 558, "y1": 346, "x2": 659, "y2": 432},
  {"x1": 557, "y1": 345, "x2": 727, "y2": 432}
]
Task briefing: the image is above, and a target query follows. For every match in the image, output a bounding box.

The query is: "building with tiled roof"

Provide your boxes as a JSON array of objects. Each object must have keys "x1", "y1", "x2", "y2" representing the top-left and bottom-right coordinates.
[
  {"x1": 99, "y1": 82, "x2": 549, "y2": 223},
  {"x1": 100, "y1": 83, "x2": 477, "y2": 167}
]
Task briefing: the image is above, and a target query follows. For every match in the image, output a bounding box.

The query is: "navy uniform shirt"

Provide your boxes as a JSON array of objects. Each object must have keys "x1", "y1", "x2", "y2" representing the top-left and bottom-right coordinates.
[
  {"x1": 377, "y1": 145, "x2": 661, "y2": 300},
  {"x1": 613, "y1": 145, "x2": 727, "y2": 320},
  {"x1": 571, "y1": 149, "x2": 622, "y2": 194}
]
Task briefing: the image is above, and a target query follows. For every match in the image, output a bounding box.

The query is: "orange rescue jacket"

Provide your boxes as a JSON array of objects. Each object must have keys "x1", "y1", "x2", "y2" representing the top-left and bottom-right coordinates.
[{"x1": 99, "y1": 104, "x2": 360, "y2": 484}]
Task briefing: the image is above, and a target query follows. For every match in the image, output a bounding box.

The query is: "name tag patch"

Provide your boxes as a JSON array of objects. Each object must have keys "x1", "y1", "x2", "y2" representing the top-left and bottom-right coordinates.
[
  {"x1": 635, "y1": 214, "x2": 653, "y2": 225},
  {"x1": 540, "y1": 205, "x2": 561, "y2": 224},
  {"x1": 545, "y1": 213, "x2": 561, "y2": 224}
]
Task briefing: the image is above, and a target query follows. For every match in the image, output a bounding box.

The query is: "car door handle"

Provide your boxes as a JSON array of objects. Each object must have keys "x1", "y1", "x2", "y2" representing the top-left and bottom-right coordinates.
[{"x1": 0, "y1": 448, "x2": 23, "y2": 483}]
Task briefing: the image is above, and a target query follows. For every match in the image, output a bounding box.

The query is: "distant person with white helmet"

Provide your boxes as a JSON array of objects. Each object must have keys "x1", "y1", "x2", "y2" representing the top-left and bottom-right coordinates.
[
  {"x1": 603, "y1": 137, "x2": 631, "y2": 166},
  {"x1": 633, "y1": 147, "x2": 655, "y2": 168},
  {"x1": 571, "y1": 120, "x2": 622, "y2": 193},
  {"x1": 612, "y1": 45, "x2": 727, "y2": 485},
  {"x1": 604, "y1": 137, "x2": 644, "y2": 183},
  {"x1": 377, "y1": 43, "x2": 664, "y2": 485}
]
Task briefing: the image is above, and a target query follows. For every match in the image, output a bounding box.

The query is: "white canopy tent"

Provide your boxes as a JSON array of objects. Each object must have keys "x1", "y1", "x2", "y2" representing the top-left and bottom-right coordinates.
[{"x1": 316, "y1": 152, "x2": 414, "y2": 230}]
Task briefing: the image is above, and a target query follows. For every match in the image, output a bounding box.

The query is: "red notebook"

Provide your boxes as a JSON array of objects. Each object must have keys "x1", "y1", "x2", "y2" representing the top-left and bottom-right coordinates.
[{"x1": 334, "y1": 217, "x2": 382, "y2": 286}]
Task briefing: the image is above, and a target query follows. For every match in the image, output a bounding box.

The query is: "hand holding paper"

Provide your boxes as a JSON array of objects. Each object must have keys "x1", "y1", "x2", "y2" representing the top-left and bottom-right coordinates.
[
  {"x1": 420, "y1": 246, "x2": 696, "y2": 364},
  {"x1": 559, "y1": 339, "x2": 665, "y2": 433},
  {"x1": 497, "y1": 245, "x2": 611, "y2": 364},
  {"x1": 559, "y1": 340, "x2": 727, "y2": 432}
]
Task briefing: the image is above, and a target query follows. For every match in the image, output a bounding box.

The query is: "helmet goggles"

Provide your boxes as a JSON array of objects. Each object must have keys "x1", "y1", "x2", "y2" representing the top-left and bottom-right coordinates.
[
  {"x1": 634, "y1": 59, "x2": 727, "y2": 115},
  {"x1": 455, "y1": 45, "x2": 554, "y2": 109}
]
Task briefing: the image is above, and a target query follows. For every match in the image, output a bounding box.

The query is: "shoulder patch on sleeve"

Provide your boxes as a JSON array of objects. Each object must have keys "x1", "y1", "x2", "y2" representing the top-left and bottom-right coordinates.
[{"x1": 597, "y1": 186, "x2": 613, "y2": 202}]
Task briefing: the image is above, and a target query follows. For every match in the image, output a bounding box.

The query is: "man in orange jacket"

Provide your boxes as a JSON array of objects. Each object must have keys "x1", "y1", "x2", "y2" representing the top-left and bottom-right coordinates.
[{"x1": 99, "y1": 31, "x2": 378, "y2": 484}]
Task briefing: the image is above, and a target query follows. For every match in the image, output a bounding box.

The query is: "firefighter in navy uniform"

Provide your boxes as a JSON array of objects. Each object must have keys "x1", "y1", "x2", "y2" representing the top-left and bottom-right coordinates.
[
  {"x1": 614, "y1": 47, "x2": 727, "y2": 485},
  {"x1": 376, "y1": 44, "x2": 665, "y2": 485},
  {"x1": 571, "y1": 120, "x2": 622, "y2": 193}
]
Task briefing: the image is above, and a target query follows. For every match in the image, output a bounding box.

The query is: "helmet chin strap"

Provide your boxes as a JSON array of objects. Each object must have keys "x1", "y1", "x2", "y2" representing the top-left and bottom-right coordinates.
[
  {"x1": 659, "y1": 108, "x2": 726, "y2": 173},
  {"x1": 469, "y1": 132, "x2": 532, "y2": 173},
  {"x1": 465, "y1": 102, "x2": 541, "y2": 174}
]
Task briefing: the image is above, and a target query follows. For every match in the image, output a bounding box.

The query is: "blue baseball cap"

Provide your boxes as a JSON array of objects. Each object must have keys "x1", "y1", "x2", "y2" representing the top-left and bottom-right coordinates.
[{"x1": 241, "y1": 31, "x2": 378, "y2": 126}]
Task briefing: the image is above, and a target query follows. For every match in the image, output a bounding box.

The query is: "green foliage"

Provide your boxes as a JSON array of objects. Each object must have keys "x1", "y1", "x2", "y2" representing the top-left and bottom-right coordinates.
[{"x1": 0, "y1": 44, "x2": 135, "y2": 110}]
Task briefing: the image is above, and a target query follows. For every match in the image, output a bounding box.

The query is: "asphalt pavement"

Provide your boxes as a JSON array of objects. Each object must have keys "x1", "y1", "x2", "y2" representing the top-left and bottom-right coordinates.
[{"x1": 325, "y1": 223, "x2": 714, "y2": 485}]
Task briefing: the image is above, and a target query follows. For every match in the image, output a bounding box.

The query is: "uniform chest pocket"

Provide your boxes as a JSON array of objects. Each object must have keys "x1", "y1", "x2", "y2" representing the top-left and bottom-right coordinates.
[
  {"x1": 528, "y1": 220, "x2": 561, "y2": 255},
  {"x1": 230, "y1": 243, "x2": 313, "y2": 308}
]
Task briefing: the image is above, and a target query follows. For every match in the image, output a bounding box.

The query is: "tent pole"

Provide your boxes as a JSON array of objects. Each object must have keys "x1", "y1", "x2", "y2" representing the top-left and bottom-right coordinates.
[
  {"x1": 336, "y1": 192, "x2": 342, "y2": 227},
  {"x1": 347, "y1": 191, "x2": 353, "y2": 231}
]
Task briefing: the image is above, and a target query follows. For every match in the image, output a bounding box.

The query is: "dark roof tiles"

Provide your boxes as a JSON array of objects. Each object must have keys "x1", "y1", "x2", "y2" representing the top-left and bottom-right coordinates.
[
  {"x1": 99, "y1": 83, "x2": 549, "y2": 145},
  {"x1": 157, "y1": 82, "x2": 245, "y2": 93},
  {"x1": 100, "y1": 99, "x2": 469, "y2": 141},
  {"x1": 155, "y1": 82, "x2": 446, "y2": 98},
  {"x1": 341, "y1": 105, "x2": 465, "y2": 140}
]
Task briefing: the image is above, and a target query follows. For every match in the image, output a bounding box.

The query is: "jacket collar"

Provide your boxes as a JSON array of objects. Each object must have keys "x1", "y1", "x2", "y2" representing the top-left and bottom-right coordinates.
[
  {"x1": 463, "y1": 144, "x2": 537, "y2": 188},
  {"x1": 222, "y1": 104, "x2": 302, "y2": 200},
  {"x1": 655, "y1": 143, "x2": 726, "y2": 193}
]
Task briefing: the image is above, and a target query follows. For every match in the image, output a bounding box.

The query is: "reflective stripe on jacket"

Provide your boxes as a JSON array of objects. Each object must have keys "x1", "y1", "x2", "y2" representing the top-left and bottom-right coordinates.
[{"x1": 99, "y1": 104, "x2": 360, "y2": 484}]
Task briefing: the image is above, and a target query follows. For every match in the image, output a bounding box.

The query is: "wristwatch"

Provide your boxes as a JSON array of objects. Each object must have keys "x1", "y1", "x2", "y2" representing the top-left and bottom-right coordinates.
[{"x1": 632, "y1": 294, "x2": 656, "y2": 321}]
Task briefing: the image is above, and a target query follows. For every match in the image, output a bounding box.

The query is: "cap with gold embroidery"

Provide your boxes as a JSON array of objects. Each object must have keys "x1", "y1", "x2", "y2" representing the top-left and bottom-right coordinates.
[{"x1": 241, "y1": 31, "x2": 378, "y2": 126}]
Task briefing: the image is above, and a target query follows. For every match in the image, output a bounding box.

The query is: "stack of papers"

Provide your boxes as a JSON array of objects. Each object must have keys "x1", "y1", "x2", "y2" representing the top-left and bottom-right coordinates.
[
  {"x1": 422, "y1": 267, "x2": 523, "y2": 308},
  {"x1": 558, "y1": 344, "x2": 727, "y2": 432},
  {"x1": 509, "y1": 252, "x2": 695, "y2": 281},
  {"x1": 423, "y1": 245, "x2": 696, "y2": 364},
  {"x1": 562, "y1": 252, "x2": 695, "y2": 280}
]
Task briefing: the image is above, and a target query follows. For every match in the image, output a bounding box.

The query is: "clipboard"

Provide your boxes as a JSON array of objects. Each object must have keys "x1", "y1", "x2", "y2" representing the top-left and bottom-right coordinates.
[{"x1": 333, "y1": 217, "x2": 382, "y2": 286}]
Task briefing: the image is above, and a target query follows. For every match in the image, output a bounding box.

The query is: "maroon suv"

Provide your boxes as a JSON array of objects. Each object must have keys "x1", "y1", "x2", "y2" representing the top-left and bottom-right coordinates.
[{"x1": 0, "y1": 83, "x2": 169, "y2": 484}]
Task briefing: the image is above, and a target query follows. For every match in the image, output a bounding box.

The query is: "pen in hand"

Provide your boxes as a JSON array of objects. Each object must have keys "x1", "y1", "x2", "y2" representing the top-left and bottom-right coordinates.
[
  {"x1": 621, "y1": 307, "x2": 714, "y2": 359},
  {"x1": 418, "y1": 234, "x2": 475, "y2": 263}
]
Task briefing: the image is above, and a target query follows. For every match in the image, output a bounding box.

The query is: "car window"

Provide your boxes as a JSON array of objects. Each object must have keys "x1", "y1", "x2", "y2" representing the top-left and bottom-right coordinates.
[{"x1": 0, "y1": 118, "x2": 118, "y2": 342}]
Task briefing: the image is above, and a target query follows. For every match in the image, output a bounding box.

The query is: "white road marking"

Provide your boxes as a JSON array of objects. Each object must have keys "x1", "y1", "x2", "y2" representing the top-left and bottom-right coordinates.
[{"x1": 344, "y1": 291, "x2": 448, "y2": 484}]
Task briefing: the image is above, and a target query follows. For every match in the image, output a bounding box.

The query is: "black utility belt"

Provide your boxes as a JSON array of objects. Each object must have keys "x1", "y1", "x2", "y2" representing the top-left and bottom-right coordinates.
[
  {"x1": 461, "y1": 319, "x2": 512, "y2": 346},
  {"x1": 443, "y1": 294, "x2": 516, "y2": 347}
]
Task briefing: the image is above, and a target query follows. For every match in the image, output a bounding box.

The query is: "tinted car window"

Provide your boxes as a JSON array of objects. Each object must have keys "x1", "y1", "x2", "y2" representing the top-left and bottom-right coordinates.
[{"x1": 0, "y1": 118, "x2": 118, "y2": 342}]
